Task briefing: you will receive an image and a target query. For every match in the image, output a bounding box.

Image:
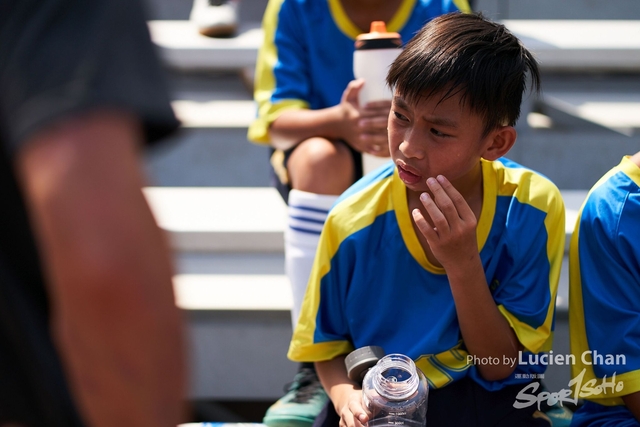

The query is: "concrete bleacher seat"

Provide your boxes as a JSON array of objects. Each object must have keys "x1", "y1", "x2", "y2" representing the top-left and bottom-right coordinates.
[
  {"x1": 503, "y1": 20, "x2": 640, "y2": 72},
  {"x1": 145, "y1": 186, "x2": 586, "y2": 257},
  {"x1": 539, "y1": 90, "x2": 640, "y2": 137},
  {"x1": 144, "y1": 187, "x2": 286, "y2": 252},
  {"x1": 172, "y1": 99, "x2": 256, "y2": 128},
  {"x1": 149, "y1": 19, "x2": 640, "y2": 73},
  {"x1": 148, "y1": 20, "x2": 262, "y2": 71},
  {"x1": 142, "y1": 186, "x2": 586, "y2": 315}
]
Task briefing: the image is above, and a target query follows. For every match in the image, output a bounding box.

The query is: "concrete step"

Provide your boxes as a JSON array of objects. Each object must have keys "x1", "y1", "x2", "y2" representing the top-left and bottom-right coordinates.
[
  {"x1": 149, "y1": 19, "x2": 640, "y2": 73},
  {"x1": 144, "y1": 187, "x2": 286, "y2": 251},
  {"x1": 144, "y1": 0, "x2": 268, "y2": 23},
  {"x1": 147, "y1": 186, "x2": 581, "y2": 315},
  {"x1": 539, "y1": 91, "x2": 640, "y2": 137},
  {"x1": 143, "y1": 0, "x2": 640, "y2": 22},
  {"x1": 508, "y1": 129, "x2": 640, "y2": 190},
  {"x1": 476, "y1": 0, "x2": 640, "y2": 20},
  {"x1": 144, "y1": 70, "x2": 269, "y2": 187},
  {"x1": 144, "y1": 129, "x2": 271, "y2": 187},
  {"x1": 144, "y1": 186, "x2": 586, "y2": 253},
  {"x1": 149, "y1": 20, "x2": 262, "y2": 71},
  {"x1": 504, "y1": 20, "x2": 640, "y2": 72},
  {"x1": 172, "y1": 99, "x2": 255, "y2": 128},
  {"x1": 175, "y1": 274, "x2": 290, "y2": 311}
]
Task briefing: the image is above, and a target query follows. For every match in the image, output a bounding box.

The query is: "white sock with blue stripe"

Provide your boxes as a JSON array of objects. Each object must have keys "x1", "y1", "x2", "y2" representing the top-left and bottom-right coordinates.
[{"x1": 286, "y1": 189, "x2": 338, "y2": 328}]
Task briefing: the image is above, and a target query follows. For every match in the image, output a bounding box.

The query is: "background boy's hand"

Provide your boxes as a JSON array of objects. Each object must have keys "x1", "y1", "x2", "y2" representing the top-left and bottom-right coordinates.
[
  {"x1": 335, "y1": 388, "x2": 370, "y2": 427},
  {"x1": 412, "y1": 175, "x2": 479, "y2": 269},
  {"x1": 340, "y1": 79, "x2": 390, "y2": 156}
]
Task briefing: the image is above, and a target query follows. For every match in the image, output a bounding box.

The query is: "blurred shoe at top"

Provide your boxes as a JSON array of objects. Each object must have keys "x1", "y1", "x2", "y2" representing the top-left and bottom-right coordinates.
[{"x1": 190, "y1": 0, "x2": 239, "y2": 38}]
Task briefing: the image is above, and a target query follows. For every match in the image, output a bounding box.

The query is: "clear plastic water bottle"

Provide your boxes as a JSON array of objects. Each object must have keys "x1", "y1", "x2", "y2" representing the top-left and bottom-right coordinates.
[
  {"x1": 362, "y1": 354, "x2": 429, "y2": 427},
  {"x1": 353, "y1": 21, "x2": 402, "y2": 175}
]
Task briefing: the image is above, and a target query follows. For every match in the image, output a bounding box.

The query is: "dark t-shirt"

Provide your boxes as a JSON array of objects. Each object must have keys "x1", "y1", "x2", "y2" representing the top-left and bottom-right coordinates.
[{"x1": 0, "y1": 0, "x2": 179, "y2": 424}]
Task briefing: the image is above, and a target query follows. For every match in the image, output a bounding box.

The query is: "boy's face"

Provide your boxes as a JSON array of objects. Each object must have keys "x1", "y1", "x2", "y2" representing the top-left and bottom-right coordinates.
[{"x1": 388, "y1": 90, "x2": 491, "y2": 195}]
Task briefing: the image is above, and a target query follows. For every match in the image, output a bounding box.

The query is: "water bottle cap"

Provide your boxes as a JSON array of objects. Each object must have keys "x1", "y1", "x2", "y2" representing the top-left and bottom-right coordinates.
[
  {"x1": 355, "y1": 21, "x2": 401, "y2": 47},
  {"x1": 345, "y1": 346, "x2": 386, "y2": 383},
  {"x1": 370, "y1": 21, "x2": 388, "y2": 34}
]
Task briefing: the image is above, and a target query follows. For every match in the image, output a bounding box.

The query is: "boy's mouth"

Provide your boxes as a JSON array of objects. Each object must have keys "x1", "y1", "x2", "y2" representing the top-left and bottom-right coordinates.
[{"x1": 397, "y1": 163, "x2": 422, "y2": 185}]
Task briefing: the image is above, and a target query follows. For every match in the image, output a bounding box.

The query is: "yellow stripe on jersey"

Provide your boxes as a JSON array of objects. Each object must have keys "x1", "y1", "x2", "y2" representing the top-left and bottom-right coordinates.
[
  {"x1": 453, "y1": 0, "x2": 472, "y2": 13},
  {"x1": 415, "y1": 341, "x2": 471, "y2": 388},
  {"x1": 494, "y1": 163, "x2": 564, "y2": 354},
  {"x1": 329, "y1": 0, "x2": 418, "y2": 40}
]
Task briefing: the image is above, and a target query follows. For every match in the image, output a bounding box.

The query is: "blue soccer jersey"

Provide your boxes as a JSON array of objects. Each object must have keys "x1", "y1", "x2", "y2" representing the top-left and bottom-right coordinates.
[
  {"x1": 569, "y1": 156, "x2": 640, "y2": 425},
  {"x1": 289, "y1": 158, "x2": 565, "y2": 390},
  {"x1": 248, "y1": 0, "x2": 470, "y2": 143}
]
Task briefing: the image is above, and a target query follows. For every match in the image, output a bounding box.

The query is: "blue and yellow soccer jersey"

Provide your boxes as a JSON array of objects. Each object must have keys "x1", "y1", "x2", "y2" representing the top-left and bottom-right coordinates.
[
  {"x1": 569, "y1": 156, "x2": 640, "y2": 425},
  {"x1": 288, "y1": 158, "x2": 565, "y2": 390},
  {"x1": 248, "y1": 0, "x2": 470, "y2": 144}
]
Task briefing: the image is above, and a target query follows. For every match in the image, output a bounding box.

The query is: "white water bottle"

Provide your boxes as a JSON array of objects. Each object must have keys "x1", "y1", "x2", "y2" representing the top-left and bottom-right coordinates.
[{"x1": 353, "y1": 22, "x2": 402, "y2": 174}]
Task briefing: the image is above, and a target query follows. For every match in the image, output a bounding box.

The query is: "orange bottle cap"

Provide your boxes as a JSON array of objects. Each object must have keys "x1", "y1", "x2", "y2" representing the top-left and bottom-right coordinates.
[{"x1": 356, "y1": 21, "x2": 401, "y2": 41}]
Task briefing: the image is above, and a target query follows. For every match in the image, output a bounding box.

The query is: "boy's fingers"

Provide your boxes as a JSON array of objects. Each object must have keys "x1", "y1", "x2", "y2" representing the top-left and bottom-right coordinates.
[
  {"x1": 425, "y1": 179, "x2": 456, "y2": 227},
  {"x1": 359, "y1": 116, "x2": 388, "y2": 130},
  {"x1": 412, "y1": 207, "x2": 439, "y2": 240},
  {"x1": 436, "y1": 175, "x2": 475, "y2": 221},
  {"x1": 362, "y1": 100, "x2": 392, "y2": 110},
  {"x1": 348, "y1": 401, "x2": 369, "y2": 427},
  {"x1": 343, "y1": 79, "x2": 365, "y2": 104}
]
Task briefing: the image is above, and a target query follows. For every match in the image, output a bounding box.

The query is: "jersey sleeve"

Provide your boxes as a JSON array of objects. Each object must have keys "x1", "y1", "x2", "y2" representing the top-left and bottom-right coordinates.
[
  {"x1": 0, "y1": 0, "x2": 179, "y2": 156},
  {"x1": 248, "y1": 0, "x2": 311, "y2": 144},
  {"x1": 288, "y1": 212, "x2": 356, "y2": 362},
  {"x1": 573, "y1": 188, "x2": 640, "y2": 397},
  {"x1": 493, "y1": 184, "x2": 565, "y2": 354}
]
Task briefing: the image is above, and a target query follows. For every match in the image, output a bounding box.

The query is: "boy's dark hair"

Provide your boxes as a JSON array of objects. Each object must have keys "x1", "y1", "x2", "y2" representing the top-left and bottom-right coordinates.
[{"x1": 387, "y1": 12, "x2": 540, "y2": 137}]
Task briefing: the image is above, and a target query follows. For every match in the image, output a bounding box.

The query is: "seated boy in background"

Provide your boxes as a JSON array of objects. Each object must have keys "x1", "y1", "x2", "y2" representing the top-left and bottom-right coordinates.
[
  {"x1": 568, "y1": 152, "x2": 640, "y2": 426},
  {"x1": 288, "y1": 12, "x2": 565, "y2": 426}
]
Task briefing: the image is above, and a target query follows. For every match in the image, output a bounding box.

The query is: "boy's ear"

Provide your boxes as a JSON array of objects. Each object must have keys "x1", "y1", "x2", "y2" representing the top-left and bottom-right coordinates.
[{"x1": 481, "y1": 126, "x2": 517, "y2": 161}]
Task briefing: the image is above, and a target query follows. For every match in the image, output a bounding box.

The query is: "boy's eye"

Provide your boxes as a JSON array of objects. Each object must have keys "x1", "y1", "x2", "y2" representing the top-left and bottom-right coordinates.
[
  {"x1": 393, "y1": 111, "x2": 408, "y2": 121},
  {"x1": 431, "y1": 128, "x2": 448, "y2": 137}
]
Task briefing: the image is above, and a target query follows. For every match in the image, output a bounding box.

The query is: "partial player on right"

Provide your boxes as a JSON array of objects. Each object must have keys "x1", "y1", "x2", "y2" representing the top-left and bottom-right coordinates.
[{"x1": 569, "y1": 152, "x2": 640, "y2": 426}]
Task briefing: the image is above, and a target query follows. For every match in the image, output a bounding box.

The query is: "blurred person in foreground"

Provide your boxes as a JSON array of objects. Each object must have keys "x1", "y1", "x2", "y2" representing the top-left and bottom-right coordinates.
[{"x1": 0, "y1": 0, "x2": 186, "y2": 426}]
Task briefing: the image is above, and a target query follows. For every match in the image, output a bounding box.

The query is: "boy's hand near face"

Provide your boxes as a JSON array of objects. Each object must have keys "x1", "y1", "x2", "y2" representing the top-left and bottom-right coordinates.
[
  {"x1": 340, "y1": 79, "x2": 391, "y2": 157},
  {"x1": 411, "y1": 175, "x2": 479, "y2": 269},
  {"x1": 411, "y1": 174, "x2": 520, "y2": 381}
]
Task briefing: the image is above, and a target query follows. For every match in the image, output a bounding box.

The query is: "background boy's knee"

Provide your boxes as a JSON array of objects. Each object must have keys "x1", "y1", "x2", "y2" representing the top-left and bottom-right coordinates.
[{"x1": 287, "y1": 138, "x2": 355, "y2": 194}]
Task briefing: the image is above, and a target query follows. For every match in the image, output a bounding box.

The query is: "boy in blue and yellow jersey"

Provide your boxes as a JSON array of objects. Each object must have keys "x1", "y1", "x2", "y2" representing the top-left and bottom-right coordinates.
[
  {"x1": 249, "y1": 0, "x2": 470, "y2": 425},
  {"x1": 568, "y1": 152, "x2": 640, "y2": 426},
  {"x1": 288, "y1": 13, "x2": 565, "y2": 426}
]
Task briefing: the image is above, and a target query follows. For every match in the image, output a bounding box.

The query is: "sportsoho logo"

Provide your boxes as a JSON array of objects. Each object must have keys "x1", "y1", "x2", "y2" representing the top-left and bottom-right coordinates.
[{"x1": 512, "y1": 351, "x2": 626, "y2": 410}]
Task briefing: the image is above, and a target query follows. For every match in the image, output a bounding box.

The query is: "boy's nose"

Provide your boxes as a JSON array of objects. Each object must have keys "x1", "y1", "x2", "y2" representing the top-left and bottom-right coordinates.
[{"x1": 399, "y1": 136, "x2": 425, "y2": 160}]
